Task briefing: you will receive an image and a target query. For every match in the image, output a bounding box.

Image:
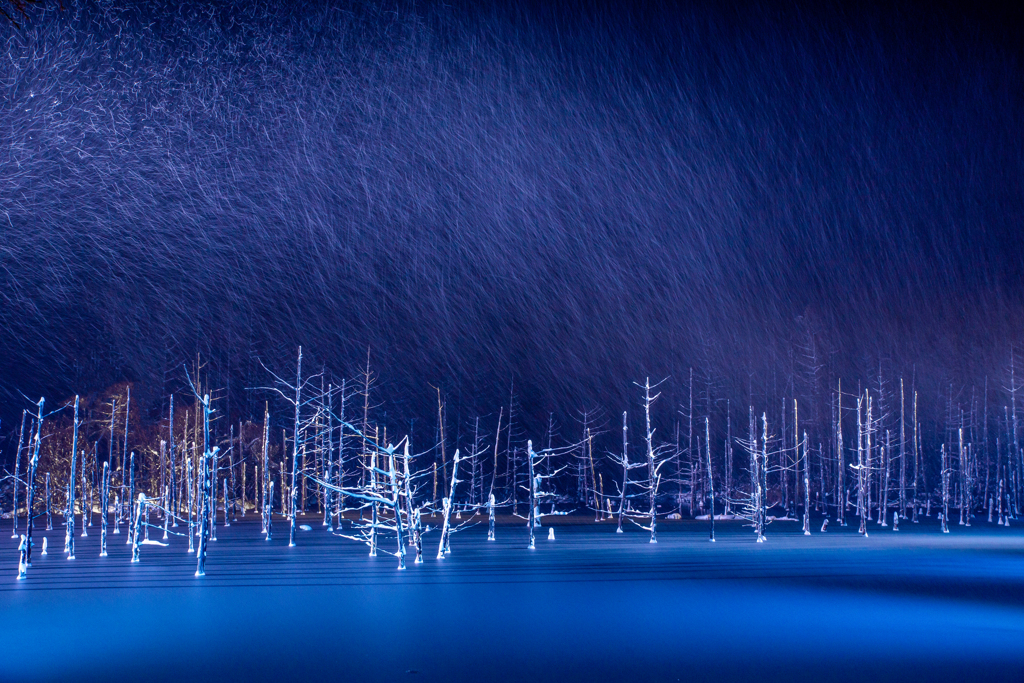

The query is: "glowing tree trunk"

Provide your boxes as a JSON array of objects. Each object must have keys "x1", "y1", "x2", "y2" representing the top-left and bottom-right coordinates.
[
  {"x1": 643, "y1": 379, "x2": 659, "y2": 545},
  {"x1": 195, "y1": 392, "x2": 214, "y2": 576},
  {"x1": 789, "y1": 397, "x2": 795, "y2": 519},
  {"x1": 837, "y1": 380, "x2": 845, "y2": 526},
  {"x1": 100, "y1": 461, "x2": 110, "y2": 557},
  {"x1": 239, "y1": 420, "x2": 245, "y2": 519},
  {"x1": 122, "y1": 387, "x2": 131, "y2": 530},
  {"x1": 706, "y1": 417, "x2": 715, "y2": 542},
  {"x1": 338, "y1": 380, "x2": 347, "y2": 521},
  {"x1": 210, "y1": 453, "x2": 218, "y2": 542},
  {"x1": 687, "y1": 369, "x2": 694, "y2": 517},
  {"x1": 998, "y1": 474, "x2": 1005, "y2": 525},
  {"x1": 143, "y1": 492, "x2": 151, "y2": 540},
  {"x1": 241, "y1": 461, "x2": 246, "y2": 519},
  {"x1": 388, "y1": 446, "x2": 406, "y2": 570},
  {"x1": 24, "y1": 398, "x2": 44, "y2": 567},
  {"x1": 725, "y1": 405, "x2": 732, "y2": 516},
  {"x1": 186, "y1": 454, "x2": 195, "y2": 552},
  {"x1": 802, "y1": 431, "x2": 811, "y2": 535},
  {"x1": 880, "y1": 433, "x2": 890, "y2": 526},
  {"x1": 913, "y1": 391, "x2": 920, "y2": 522},
  {"x1": 487, "y1": 493, "x2": 496, "y2": 541},
  {"x1": 758, "y1": 412, "x2": 768, "y2": 542},
  {"x1": 865, "y1": 392, "x2": 873, "y2": 531},
  {"x1": 80, "y1": 448, "x2": 89, "y2": 537},
  {"x1": 413, "y1": 508, "x2": 423, "y2": 563},
  {"x1": 323, "y1": 405, "x2": 331, "y2": 528},
  {"x1": 196, "y1": 448, "x2": 212, "y2": 575},
  {"x1": 266, "y1": 481, "x2": 274, "y2": 541},
  {"x1": 617, "y1": 412, "x2": 628, "y2": 534},
  {"x1": 325, "y1": 387, "x2": 333, "y2": 530},
  {"x1": 370, "y1": 435, "x2": 378, "y2": 557},
  {"x1": 289, "y1": 348, "x2": 302, "y2": 548},
  {"x1": 527, "y1": 441, "x2": 537, "y2": 549},
  {"x1": 169, "y1": 395, "x2": 177, "y2": 527},
  {"x1": 17, "y1": 534, "x2": 28, "y2": 580},
  {"x1": 226, "y1": 429, "x2": 233, "y2": 528},
  {"x1": 959, "y1": 428, "x2": 969, "y2": 526},
  {"x1": 66, "y1": 396, "x2": 80, "y2": 559},
  {"x1": 289, "y1": 444, "x2": 300, "y2": 548},
  {"x1": 162, "y1": 484, "x2": 170, "y2": 540},
  {"x1": 588, "y1": 429, "x2": 601, "y2": 522},
  {"x1": 747, "y1": 408, "x2": 758, "y2": 540},
  {"x1": 108, "y1": 398, "x2": 118, "y2": 533},
  {"x1": 857, "y1": 393, "x2": 867, "y2": 536},
  {"x1": 261, "y1": 403, "x2": 270, "y2": 534},
  {"x1": 899, "y1": 379, "x2": 907, "y2": 517},
  {"x1": 437, "y1": 450, "x2": 460, "y2": 559},
  {"x1": 131, "y1": 494, "x2": 146, "y2": 563},
  {"x1": 941, "y1": 444, "x2": 950, "y2": 534},
  {"x1": 488, "y1": 408, "x2": 502, "y2": 517},
  {"x1": 126, "y1": 452, "x2": 135, "y2": 545},
  {"x1": 403, "y1": 441, "x2": 417, "y2": 546},
  {"x1": 45, "y1": 472, "x2": 52, "y2": 531}
]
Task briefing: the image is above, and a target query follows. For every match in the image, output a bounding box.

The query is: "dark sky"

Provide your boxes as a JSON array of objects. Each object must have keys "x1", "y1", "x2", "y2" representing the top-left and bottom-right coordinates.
[{"x1": 1, "y1": 1, "x2": 1022, "y2": 442}]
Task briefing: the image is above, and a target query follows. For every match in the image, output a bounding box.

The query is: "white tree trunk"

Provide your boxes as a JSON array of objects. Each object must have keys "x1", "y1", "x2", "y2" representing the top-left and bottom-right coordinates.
[
  {"x1": 24, "y1": 399, "x2": 44, "y2": 566},
  {"x1": 802, "y1": 431, "x2": 811, "y2": 535},
  {"x1": 131, "y1": 494, "x2": 146, "y2": 563},
  {"x1": 289, "y1": 348, "x2": 302, "y2": 548},
  {"x1": 66, "y1": 396, "x2": 79, "y2": 559},
  {"x1": 437, "y1": 450, "x2": 460, "y2": 559},
  {"x1": 617, "y1": 413, "x2": 628, "y2": 534},
  {"x1": 487, "y1": 493, "x2": 496, "y2": 541},
  {"x1": 706, "y1": 417, "x2": 715, "y2": 542},
  {"x1": 100, "y1": 461, "x2": 109, "y2": 557}
]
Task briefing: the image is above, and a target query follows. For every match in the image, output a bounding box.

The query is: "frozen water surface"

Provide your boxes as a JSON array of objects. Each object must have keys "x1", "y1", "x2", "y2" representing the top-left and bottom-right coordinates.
[{"x1": 1, "y1": 516, "x2": 1022, "y2": 683}]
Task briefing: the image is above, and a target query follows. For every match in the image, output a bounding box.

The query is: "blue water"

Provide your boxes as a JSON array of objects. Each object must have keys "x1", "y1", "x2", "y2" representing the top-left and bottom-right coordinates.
[{"x1": 1, "y1": 516, "x2": 1022, "y2": 682}]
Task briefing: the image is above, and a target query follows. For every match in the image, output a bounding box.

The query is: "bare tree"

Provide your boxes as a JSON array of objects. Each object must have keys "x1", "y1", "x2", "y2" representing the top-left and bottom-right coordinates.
[
  {"x1": 100, "y1": 461, "x2": 110, "y2": 557},
  {"x1": 706, "y1": 417, "x2": 715, "y2": 542},
  {"x1": 23, "y1": 398, "x2": 44, "y2": 567},
  {"x1": 64, "y1": 396, "x2": 79, "y2": 560}
]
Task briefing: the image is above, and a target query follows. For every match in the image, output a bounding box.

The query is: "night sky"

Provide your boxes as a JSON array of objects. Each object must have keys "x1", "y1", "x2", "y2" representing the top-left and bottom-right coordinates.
[{"x1": 1, "y1": 1, "x2": 1022, "y2": 442}]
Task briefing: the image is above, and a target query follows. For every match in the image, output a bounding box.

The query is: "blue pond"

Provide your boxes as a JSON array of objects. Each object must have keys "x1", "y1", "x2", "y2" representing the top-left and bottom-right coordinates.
[{"x1": 1, "y1": 514, "x2": 1022, "y2": 682}]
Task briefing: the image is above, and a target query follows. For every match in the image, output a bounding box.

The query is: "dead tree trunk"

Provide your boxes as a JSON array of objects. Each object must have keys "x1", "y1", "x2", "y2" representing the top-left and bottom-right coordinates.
[
  {"x1": 527, "y1": 441, "x2": 537, "y2": 549},
  {"x1": 941, "y1": 443, "x2": 950, "y2": 534},
  {"x1": 802, "y1": 431, "x2": 811, "y2": 535},
  {"x1": 880, "y1": 432, "x2": 891, "y2": 526},
  {"x1": 100, "y1": 462, "x2": 109, "y2": 556},
  {"x1": 195, "y1": 391, "x2": 214, "y2": 576},
  {"x1": 706, "y1": 417, "x2": 715, "y2": 542},
  {"x1": 289, "y1": 348, "x2": 302, "y2": 548},
  {"x1": 66, "y1": 396, "x2": 79, "y2": 560},
  {"x1": 857, "y1": 392, "x2": 867, "y2": 536},
  {"x1": 900, "y1": 379, "x2": 907, "y2": 517},
  {"x1": 617, "y1": 412, "x2": 628, "y2": 534},
  {"x1": 388, "y1": 445, "x2": 406, "y2": 570},
  {"x1": 131, "y1": 494, "x2": 146, "y2": 563},
  {"x1": 44, "y1": 472, "x2": 51, "y2": 531},
  {"x1": 643, "y1": 379, "x2": 660, "y2": 544},
  {"x1": 437, "y1": 450, "x2": 461, "y2": 559},
  {"x1": 24, "y1": 398, "x2": 44, "y2": 567}
]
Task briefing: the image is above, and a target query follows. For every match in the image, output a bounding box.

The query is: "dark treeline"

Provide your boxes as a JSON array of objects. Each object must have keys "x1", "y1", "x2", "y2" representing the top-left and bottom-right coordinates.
[{"x1": 4, "y1": 345, "x2": 1024, "y2": 546}]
